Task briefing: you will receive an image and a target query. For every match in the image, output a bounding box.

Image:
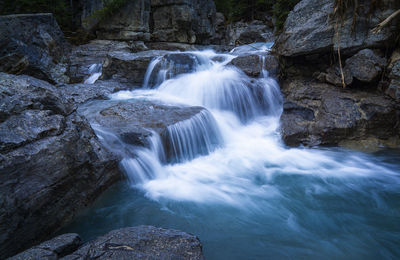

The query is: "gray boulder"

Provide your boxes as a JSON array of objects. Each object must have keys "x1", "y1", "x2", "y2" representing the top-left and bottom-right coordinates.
[
  {"x1": 317, "y1": 49, "x2": 387, "y2": 86},
  {"x1": 344, "y1": 49, "x2": 387, "y2": 83},
  {"x1": 62, "y1": 226, "x2": 204, "y2": 260},
  {"x1": 386, "y1": 48, "x2": 400, "y2": 101},
  {"x1": 67, "y1": 40, "x2": 132, "y2": 83},
  {"x1": 59, "y1": 80, "x2": 133, "y2": 105},
  {"x1": 273, "y1": 0, "x2": 399, "y2": 57},
  {"x1": 78, "y1": 100, "x2": 205, "y2": 148},
  {"x1": 101, "y1": 50, "x2": 167, "y2": 85},
  {"x1": 0, "y1": 73, "x2": 120, "y2": 258},
  {"x1": 280, "y1": 78, "x2": 400, "y2": 150},
  {"x1": 0, "y1": 14, "x2": 69, "y2": 85},
  {"x1": 8, "y1": 234, "x2": 81, "y2": 260},
  {"x1": 78, "y1": 99, "x2": 221, "y2": 163},
  {"x1": 228, "y1": 54, "x2": 279, "y2": 77}
]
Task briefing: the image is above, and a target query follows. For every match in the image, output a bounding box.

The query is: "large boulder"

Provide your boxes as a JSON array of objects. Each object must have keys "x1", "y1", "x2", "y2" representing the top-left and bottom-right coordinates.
[
  {"x1": 67, "y1": 40, "x2": 133, "y2": 83},
  {"x1": 228, "y1": 54, "x2": 279, "y2": 77},
  {"x1": 280, "y1": 78, "x2": 400, "y2": 150},
  {"x1": 317, "y1": 48, "x2": 387, "y2": 87},
  {"x1": 151, "y1": 0, "x2": 217, "y2": 44},
  {"x1": 0, "y1": 14, "x2": 69, "y2": 85},
  {"x1": 62, "y1": 226, "x2": 204, "y2": 259},
  {"x1": 78, "y1": 99, "x2": 221, "y2": 163},
  {"x1": 79, "y1": 99, "x2": 205, "y2": 147},
  {"x1": 273, "y1": 0, "x2": 399, "y2": 57},
  {"x1": 101, "y1": 50, "x2": 167, "y2": 85},
  {"x1": 0, "y1": 73, "x2": 121, "y2": 258}
]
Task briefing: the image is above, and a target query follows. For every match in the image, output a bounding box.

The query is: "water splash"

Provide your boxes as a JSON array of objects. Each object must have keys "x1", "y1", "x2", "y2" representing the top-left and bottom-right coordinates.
[{"x1": 84, "y1": 63, "x2": 102, "y2": 84}]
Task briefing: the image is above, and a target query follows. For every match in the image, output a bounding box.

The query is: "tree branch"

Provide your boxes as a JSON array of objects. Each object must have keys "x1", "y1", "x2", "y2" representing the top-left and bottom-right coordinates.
[{"x1": 371, "y1": 9, "x2": 400, "y2": 34}]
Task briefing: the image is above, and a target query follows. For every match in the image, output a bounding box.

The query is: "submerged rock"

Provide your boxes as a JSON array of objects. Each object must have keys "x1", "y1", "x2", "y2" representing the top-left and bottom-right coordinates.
[
  {"x1": 0, "y1": 14, "x2": 69, "y2": 85},
  {"x1": 280, "y1": 78, "x2": 400, "y2": 150},
  {"x1": 0, "y1": 73, "x2": 120, "y2": 258}
]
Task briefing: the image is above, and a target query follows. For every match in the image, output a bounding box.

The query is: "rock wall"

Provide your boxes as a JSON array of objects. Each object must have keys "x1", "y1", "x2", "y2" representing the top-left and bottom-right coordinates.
[
  {"x1": 273, "y1": 0, "x2": 400, "y2": 57},
  {"x1": 0, "y1": 73, "x2": 121, "y2": 258},
  {"x1": 0, "y1": 14, "x2": 70, "y2": 85},
  {"x1": 273, "y1": 0, "x2": 400, "y2": 149},
  {"x1": 78, "y1": 0, "x2": 218, "y2": 44}
]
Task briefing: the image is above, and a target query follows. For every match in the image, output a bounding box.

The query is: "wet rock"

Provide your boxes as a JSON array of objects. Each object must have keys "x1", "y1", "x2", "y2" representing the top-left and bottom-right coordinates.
[
  {"x1": 145, "y1": 53, "x2": 206, "y2": 87},
  {"x1": 0, "y1": 73, "x2": 120, "y2": 258},
  {"x1": 228, "y1": 54, "x2": 279, "y2": 77},
  {"x1": 0, "y1": 14, "x2": 69, "y2": 85},
  {"x1": 67, "y1": 40, "x2": 132, "y2": 83},
  {"x1": 62, "y1": 226, "x2": 204, "y2": 260},
  {"x1": 59, "y1": 80, "x2": 133, "y2": 105},
  {"x1": 78, "y1": 100, "x2": 206, "y2": 148},
  {"x1": 9, "y1": 234, "x2": 81, "y2": 260},
  {"x1": 101, "y1": 50, "x2": 167, "y2": 85},
  {"x1": 280, "y1": 78, "x2": 400, "y2": 149},
  {"x1": 273, "y1": 0, "x2": 399, "y2": 57},
  {"x1": 344, "y1": 49, "x2": 387, "y2": 83}
]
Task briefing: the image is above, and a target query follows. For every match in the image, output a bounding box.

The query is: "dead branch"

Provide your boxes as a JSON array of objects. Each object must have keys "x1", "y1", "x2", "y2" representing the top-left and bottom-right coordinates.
[{"x1": 371, "y1": 9, "x2": 400, "y2": 34}]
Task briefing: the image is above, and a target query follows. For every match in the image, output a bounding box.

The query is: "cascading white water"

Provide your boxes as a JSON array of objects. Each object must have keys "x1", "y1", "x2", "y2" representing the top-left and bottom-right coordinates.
[
  {"x1": 67, "y1": 44, "x2": 400, "y2": 260},
  {"x1": 164, "y1": 109, "x2": 223, "y2": 163},
  {"x1": 84, "y1": 63, "x2": 102, "y2": 84},
  {"x1": 105, "y1": 47, "x2": 399, "y2": 205}
]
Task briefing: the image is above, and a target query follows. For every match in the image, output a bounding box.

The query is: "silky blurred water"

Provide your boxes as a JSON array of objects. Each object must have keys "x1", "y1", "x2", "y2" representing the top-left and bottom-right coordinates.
[{"x1": 64, "y1": 46, "x2": 400, "y2": 259}]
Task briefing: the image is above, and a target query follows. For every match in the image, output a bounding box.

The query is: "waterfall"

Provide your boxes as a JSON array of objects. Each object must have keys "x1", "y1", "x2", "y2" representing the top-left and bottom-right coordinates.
[
  {"x1": 67, "y1": 43, "x2": 400, "y2": 260},
  {"x1": 163, "y1": 110, "x2": 223, "y2": 163},
  {"x1": 84, "y1": 63, "x2": 102, "y2": 84}
]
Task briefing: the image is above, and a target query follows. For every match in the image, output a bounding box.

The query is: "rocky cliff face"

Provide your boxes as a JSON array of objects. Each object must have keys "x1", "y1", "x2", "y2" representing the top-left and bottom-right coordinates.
[
  {"x1": 0, "y1": 14, "x2": 70, "y2": 85},
  {"x1": 273, "y1": 0, "x2": 400, "y2": 149},
  {"x1": 79, "y1": 0, "x2": 218, "y2": 44},
  {"x1": 273, "y1": 0, "x2": 399, "y2": 57},
  {"x1": 0, "y1": 73, "x2": 122, "y2": 258}
]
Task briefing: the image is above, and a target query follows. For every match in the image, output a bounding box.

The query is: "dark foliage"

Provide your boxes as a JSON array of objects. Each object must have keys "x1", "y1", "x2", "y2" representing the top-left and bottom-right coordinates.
[
  {"x1": 214, "y1": 0, "x2": 300, "y2": 31},
  {"x1": 0, "y1": 0, "x2": 77, "y2": 30}
]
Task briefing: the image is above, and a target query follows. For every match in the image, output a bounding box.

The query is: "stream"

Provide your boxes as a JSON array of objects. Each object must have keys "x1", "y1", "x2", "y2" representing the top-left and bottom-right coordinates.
[{"x1": 62, "y1": 44, "x2": 400, "y2": 259}]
